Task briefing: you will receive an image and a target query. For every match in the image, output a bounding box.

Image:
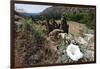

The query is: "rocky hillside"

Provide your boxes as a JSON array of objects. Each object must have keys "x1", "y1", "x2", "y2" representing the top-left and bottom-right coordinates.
[{"x1": 40, "y1": 6, "x2": 94, "y2": 18}]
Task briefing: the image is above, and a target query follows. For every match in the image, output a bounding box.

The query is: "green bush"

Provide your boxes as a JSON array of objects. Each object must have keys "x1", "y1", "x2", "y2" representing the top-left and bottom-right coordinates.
[
  {"x1": 16, "y1": 17, "x2": 33, "y2": 32},
  {"x1": 65, "y1": 11, "x2": 94, "y2": 29}
]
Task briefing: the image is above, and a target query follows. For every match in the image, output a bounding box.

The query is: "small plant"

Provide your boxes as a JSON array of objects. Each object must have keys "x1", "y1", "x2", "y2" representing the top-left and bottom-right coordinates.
[{"x1": 16, "y1": 17, "x2": 33, "y2": 32}]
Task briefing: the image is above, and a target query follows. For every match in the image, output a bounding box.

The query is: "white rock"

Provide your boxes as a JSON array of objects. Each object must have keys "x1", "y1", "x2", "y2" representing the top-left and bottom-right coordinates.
[
  {"x1": 66, "y1": 43, "x2": 83, "y2": 61},
  {"x1": 59, "y1": 33, "x2": 66, "y2": 39},
  {"x1": 84, "y1": 34, "x2": 94, "y2": 41},
  {"x1": 66, "y1": 34, "x2": 72, "y2": 40},
  {"x1": 77, "y1": 37, "x2": 88, "y2": 45},
  {"x1": 59, "y1": 33, "x2": 72, "y2": 40}
]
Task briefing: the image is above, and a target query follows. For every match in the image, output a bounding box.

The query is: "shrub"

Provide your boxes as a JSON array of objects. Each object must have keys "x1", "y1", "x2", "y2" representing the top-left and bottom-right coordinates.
[
  {"x1": 65, "y1": 11, "x2": 94, "y2": 29},
  {"x1": 16, "y1": 17, "x2": 33, "y2": 32}
]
